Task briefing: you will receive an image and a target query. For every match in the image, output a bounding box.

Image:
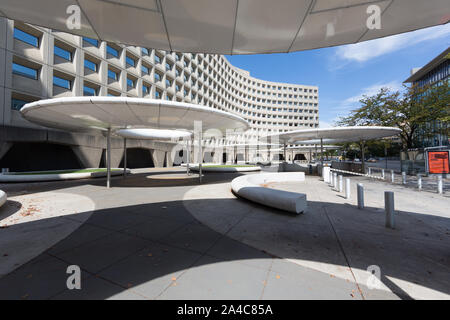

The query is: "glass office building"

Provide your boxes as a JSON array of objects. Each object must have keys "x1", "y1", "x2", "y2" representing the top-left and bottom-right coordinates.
[{"x1": 404, "y1": 47, "x2": 449, "y2": 148}]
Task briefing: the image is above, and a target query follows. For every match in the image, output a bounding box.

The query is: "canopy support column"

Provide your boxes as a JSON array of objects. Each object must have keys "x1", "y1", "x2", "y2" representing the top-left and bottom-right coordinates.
[
  {"x1": 283, "y1": 143, "x2": 287, "y2": 162},
  {"x1": 320, "y1": 138, "x2": 324, "y2": 166},
  {"x1": 123, "y1": 138, "x2": 127, "y2": 178},
  {"x1": 314, "y1": 144, "x2": 317, "y2": 162},
  {"x1": 106, "y1": 128, "x2": 111, "y2": 188},
  {"x1": 198, "y1": 132, "x2": 202, "y2": 183},
  {"x1": 187, "y1": 139, "x2": 191, "y2": 176},
  {"x1": 309, "y1": 148, "x2": 312, "y2": 163},
  {"x1": 361, "y1": 141, "x2": 366, "y2": 174},
  {"x1": 292, "y1": 149, "x2": 294, "y2": 163}
]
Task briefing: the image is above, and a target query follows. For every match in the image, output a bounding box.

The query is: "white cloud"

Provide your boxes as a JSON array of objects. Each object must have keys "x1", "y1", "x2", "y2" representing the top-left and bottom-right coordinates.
[
  {"x1": 336, "y1": 24, "x2": 450, "y2": 63},
  {"x1": 335, "y1": 80, "x2": 403, "y2": 113}
]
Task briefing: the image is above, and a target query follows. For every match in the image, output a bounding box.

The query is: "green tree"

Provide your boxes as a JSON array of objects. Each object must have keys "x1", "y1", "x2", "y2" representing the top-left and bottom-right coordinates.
[{"x1": 337, "y1": 81, "x2": 449, "y2": 150}]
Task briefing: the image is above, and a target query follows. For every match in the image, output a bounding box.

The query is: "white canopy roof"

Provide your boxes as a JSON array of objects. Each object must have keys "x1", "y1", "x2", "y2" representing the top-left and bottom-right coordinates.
[
  {"x1": 115, "y1": 128, "x2": 191, "y2": 140},
  {"x1": 287, "y1": 145, "x2": 341, "y2": 150},
  {"x1": 1, "y1": 0, "x2": 448, "y2": 54},
  {"x1": 267, "y1": 126, "x2": 401, "y2": 143},
  {"x1": 20, "y1": 97, "x2": 249, "y2": 133}
]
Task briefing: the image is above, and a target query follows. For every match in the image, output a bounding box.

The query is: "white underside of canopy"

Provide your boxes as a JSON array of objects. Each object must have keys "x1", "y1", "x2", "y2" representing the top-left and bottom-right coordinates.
[
  {"x1": 267, "y1": 126, "x2": 402, "y2": 143},
  {"x1": 20, "y1": 97, "x2": 249, "y2": 133},
  {"x1": 115, "y1": 128, "x2": 192, "y2": 140},
  {"x1": 1, "y1": 0, "x2": 448, "y2": 54}
]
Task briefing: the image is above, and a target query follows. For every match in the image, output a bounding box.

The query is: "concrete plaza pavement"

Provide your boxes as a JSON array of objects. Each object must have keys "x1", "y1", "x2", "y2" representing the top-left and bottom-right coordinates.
[{"x1": 0, "y1": 167, "x2": 448, "y2": 299}]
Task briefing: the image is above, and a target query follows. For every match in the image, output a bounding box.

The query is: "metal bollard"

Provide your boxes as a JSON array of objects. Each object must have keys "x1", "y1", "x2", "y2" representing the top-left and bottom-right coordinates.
[
  {"x1": 368, "y1": 167, "x2": 372, "y2": 175},
  {"x1": 417, "y1": 174, "x2": 422, "y2": 191},
  {"x1": 345, "y1": 178, "x2": 351, "y2": 199},
  {"x1": 357, "y1": 183, "x2": 364, "y2": 209},
  {"x1": 402, "y1": 172, "x2": 406, "y2": 185},
  {"x1": 437, "y1": 175, "x2": 443, "y2": 194},
  {"x1": 339, "y1": 175, "x2": 343, "y2": 192},
  {"x1": 391, "y1": 170, "x2": 395, "y2": 183},
  {"x1": 381, "y1": 169, "x2": 385, "y2": 180},
  {"x1": 329, "y1": 171, "x2": 333, "y2": 185},
  {"x1": 385, "y1": 191, "x2": 395, "y2": 229},
  {"x1": 333, "y1": 173, "x2": 338, "y2": 190}
]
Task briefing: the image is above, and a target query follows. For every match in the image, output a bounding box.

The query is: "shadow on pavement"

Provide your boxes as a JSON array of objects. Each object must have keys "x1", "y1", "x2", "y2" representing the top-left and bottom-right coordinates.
[{"x1": 0, "y1": 191, "x2": 448, "y2": 300}]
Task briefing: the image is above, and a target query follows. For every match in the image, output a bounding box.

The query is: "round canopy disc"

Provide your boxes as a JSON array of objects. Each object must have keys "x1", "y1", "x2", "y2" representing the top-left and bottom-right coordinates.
[{"x1": 21, "y1": 97, "x2": 249, "y2": 133}]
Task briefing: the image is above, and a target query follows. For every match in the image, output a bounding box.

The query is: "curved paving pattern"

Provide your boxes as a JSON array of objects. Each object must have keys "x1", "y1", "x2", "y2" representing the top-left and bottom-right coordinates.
[
  {"x1": 0, "y1": 169, "x2": 365, "y2": 300},
  {"x1": 0, "y1": 192, "x2": 96, "y2": 277},
  {"x1": 0, "y1": 168, "x2": 448, "y2": 300},
  {"x1": 185, "y1": 174, "x2": 450, "y2": 300}
]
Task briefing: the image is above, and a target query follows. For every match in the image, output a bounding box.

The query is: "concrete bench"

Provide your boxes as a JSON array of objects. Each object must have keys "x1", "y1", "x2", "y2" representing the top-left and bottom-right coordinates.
[
  {"x1": 0, "y1": 190, "x2": 6, "y2": 208},
  {"x1": 231, "y1": 172, "x2": 307, "y2": 214}
]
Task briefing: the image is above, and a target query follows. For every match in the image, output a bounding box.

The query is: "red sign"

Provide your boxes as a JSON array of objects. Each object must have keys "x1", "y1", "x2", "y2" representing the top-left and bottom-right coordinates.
[{"x1": 428, "y1": 151, "x2": 449, "y2": 174}]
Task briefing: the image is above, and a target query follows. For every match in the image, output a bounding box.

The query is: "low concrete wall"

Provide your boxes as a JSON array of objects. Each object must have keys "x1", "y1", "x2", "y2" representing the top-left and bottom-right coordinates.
[
  {"x1": 231, "y1": 172, "x2": 307, "y2": 214},
  {"x1": 331, "y1": 161, "x2": 364, "y2": 173},
  {"x1": 0, "y1": 168, "x2": 130, "y2": 182},
  {"x1": 278, "y1": 162, "x2": 317, "y2": 175},
  {"x1": 191, "y1": 165, "x2": 261, "y2": 172}
]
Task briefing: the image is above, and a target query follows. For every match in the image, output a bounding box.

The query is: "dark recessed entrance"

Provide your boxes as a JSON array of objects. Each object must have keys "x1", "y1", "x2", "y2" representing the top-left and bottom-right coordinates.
[
  {"x1": 0, "y1": 142, "x2": 82, "y2": 172},
  {"x1": 117, "y1": 148, "x2": 154, "y2": 168}
]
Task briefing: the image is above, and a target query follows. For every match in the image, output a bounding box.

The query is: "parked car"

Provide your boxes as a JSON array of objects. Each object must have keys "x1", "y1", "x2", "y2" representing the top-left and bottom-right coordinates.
[{"x1": 367, "y1": 158, "x2": 378, "y2": 162}]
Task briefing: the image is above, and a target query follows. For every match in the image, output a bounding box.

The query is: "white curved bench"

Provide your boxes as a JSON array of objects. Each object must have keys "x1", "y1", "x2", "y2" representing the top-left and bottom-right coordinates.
[
  {"x1": 0, "y1": 190, "x2": 7, "y2": 208},
  {"x1": 0, "y1": 169, "x2": 130, "y2": 182},
  {"x1": 231, "y1": 172, "x2": 307, "y2": 214},
  {"x1": 190, "y1": 166, "x2": 261, "y2": 172}
]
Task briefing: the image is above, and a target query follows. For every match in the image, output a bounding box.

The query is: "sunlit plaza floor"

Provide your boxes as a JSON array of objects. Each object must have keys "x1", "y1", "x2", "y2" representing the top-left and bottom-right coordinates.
[{"x1": 0, "y1": 167, "x2": 449, "y2": 300}]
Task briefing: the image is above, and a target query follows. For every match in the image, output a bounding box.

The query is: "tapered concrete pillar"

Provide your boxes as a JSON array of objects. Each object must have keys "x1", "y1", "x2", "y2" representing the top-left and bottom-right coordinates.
[
  {"x1": 106, "y1": 128, "x2": 111, "y2": 188},
  {"x1": 123, "y1": 138, "x2": 127, "y2": 177}
]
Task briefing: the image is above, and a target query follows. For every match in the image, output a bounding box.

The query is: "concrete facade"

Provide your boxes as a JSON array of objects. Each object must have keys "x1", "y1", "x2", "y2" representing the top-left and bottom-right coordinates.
[{"x1": 0, "y1": 18, "x2": 319, "y2": 170}]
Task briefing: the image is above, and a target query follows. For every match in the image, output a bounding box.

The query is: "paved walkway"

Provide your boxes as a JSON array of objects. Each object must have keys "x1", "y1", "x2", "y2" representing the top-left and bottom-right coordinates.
[{"x1": 0, "y1": 168, "x2": 448, "y2": 299}]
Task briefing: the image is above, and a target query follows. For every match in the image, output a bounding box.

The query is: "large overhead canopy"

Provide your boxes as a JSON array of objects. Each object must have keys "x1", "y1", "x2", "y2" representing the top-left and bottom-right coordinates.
[
  {"x1": 267, "y1": 126, "x2": 402, "y2": 143},
  {"x1": 1, "y1": 1, "x2": 448, "y2": 54},
  {"x1": 20, "y1": 97, "x2": 249, "y2": 133}
]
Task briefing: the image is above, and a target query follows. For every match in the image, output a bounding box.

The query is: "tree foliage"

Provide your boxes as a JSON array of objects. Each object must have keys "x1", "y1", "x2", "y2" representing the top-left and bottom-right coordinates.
[{"x1": 337, "y1": 80, "x2": 449, "y2": 150}]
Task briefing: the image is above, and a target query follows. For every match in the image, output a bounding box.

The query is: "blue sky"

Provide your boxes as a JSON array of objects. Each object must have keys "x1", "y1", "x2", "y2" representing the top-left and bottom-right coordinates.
[{"x1": 226, "y1": 24, "x2": 450, "y2": 128}]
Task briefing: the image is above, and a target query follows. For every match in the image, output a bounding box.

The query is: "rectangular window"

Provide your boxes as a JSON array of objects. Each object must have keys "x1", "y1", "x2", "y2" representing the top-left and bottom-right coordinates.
[
  {"x1": 155, "y1": 73, "x2": 161, "y2": 81},
  {"x1": 165, "y1": 63, "x2": 172, "y2": 71},
  {"x1": 141, "y1": 65, "x2": 150, "y2": 75},
  {"x1": 84, "y1": 59, "x2": 98, "y2": 72},
  {"x1": 83, "y1": 86, "x2": 97, "y2": 96},
  {"x1": 108, "y1": 69, "x2": 118, "y2": 81},
  {"x1": 54, "y1": 45, "x2": 72, "y2": 61},
  {"x1": 14, "y1": 28, "x2": 39, "y2": 47},
  {"x1": 143, "y1": 84, "x2": 150, "y2": 95},
  {"x1": 11, "y1": 98, "x2": 29, "y2": 111},
  {"x1": 154, "y1": 55, "x2": 161, "y2": 63},
  {"x1": 53, "y1": 76, "x2": 71, "y2": 90},
  {"x1": 166, "y1": 79, "x2": 172, "y2": 87},
  {"x1": 107, "y1": 45, "x2": 119, "y2": 58},
  {"x1": 83, "y1": 37, "x2": 99, "y2": 47},
  {"x1": 126, "y1": 56, "x2": 136, "y2": 67},
  {"x1": 12, "y1": 62, "x2": 38, "y2": 80},
  {"x1": 141, "y1": 48, "x2": 149, "y2": 55},
  {"x1": 155, "y1": 90, "x2": 161, "y2": 99},
  {"x1": 127, "y1": 77, "x2": 135, "y2": 88}
]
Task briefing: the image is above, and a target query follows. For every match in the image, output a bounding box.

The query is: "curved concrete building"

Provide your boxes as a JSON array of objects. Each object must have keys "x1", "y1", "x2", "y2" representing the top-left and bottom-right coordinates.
[{"x1": 0, "y1": 18, "x2": 318, "y2": 171}]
